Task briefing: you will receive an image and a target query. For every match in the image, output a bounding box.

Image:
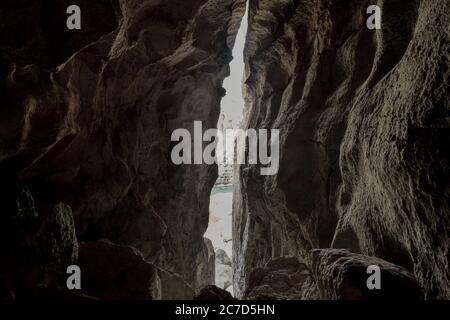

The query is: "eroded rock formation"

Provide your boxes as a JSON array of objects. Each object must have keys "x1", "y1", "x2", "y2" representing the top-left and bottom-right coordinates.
[
  {"x1": 78, "y1": 239, "x2": 160, "y2": 300},
  {"x1": 194, "y1": 285, "x2": 236, "y2": 300},
  {"x1": 0, "y1": 0, "x2": 246, "y2": 299},
  {"x1": 215, "y1": 249, "x2": 233, "y2": 292},
  {"x1": 234, "y1": 0, "x2": 449, "y2": 299},
  {"x1": 0, "y1": 0, "x2": 448, "y2": 301},
  {"x1": 244, "y1": 257, "x2": 318, "y2": 300},
  {"x1": 310, "y1": 249, "x2": 423, "y2": 300}
]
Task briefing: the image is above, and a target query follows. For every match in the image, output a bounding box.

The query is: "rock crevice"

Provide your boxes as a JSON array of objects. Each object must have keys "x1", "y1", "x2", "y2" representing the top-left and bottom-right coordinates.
[{"x1": 0, "y1": 0, "x2": 448, "y2": 300}]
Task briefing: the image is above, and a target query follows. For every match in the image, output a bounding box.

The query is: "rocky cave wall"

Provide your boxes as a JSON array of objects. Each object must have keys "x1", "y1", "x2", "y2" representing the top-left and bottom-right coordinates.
[
  {"x1": 0, "y1": 0, "x2": 246, "y2": 299},
  {"x1": 234, "y1": 0, "x2": 449, "y2": 299},
  {"x1": 1, "y1": 0, "x2": 448, "y2": 301}
]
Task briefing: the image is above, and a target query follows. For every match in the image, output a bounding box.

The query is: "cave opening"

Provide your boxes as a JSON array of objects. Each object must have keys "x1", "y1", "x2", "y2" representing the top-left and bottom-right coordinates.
[{"x1": 204, "y1": 5, "x2": 248, "y2": 296}]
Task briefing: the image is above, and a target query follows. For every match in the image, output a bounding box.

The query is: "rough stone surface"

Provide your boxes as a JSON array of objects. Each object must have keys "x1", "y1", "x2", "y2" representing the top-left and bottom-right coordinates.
[
  {"x1": 78, "y1": 239, "x2": 160, "y2": 300},
  {"x1": 194, "y1": 285, "x2": 236, "y2": 300},
  {"x1": 0, "y1": 182, "x2": 78, "y2": 299},
  {"x1": 195, "y1": 238, "x2": 216, "y2": 290},
  {"x1": 1, "y1": 0, "x2": 448, "y2": 301},
  {"x1": 310, "y1": 249, "x2": 423, "y2": 300},
  {"x1": 215, "y1": 249, "x2": 233, "y2": 291},
  {"x1": 234, "y1": 0, "x2": 449, "y2": 299},
  {"x1": 31, "y1": 286, "x2": 98, "y2": 300},
  {"x1": 244, "y1": 257, "x2": 318, "y2": 300},
  {"x1": 37, "y1": 203, "x2": 79, "y2": 269},
  {"x1": 0, "y1": 0, "x2": 246, "y2": 298},
  {"x1": 158, "y1": 269, "x2": 196, "y2": 300}
]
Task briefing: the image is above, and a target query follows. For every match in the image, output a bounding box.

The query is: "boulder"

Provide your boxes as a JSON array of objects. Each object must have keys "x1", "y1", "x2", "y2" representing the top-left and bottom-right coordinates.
[
  {"x1": 194, "y1": 285, "x2": 236, "y2": 300},
  {"x1": 310, "y1": 249, "x2": 423, "y2": 300},
  {"x1": 244, "y1": 257, "x2": 318, "y2": 300},
  {"x1": 78, "y1": 239, "x2": 160, "y2": 300},
  {"x1": 215, "y1": 249, "x2": 233, "y2": 292}
]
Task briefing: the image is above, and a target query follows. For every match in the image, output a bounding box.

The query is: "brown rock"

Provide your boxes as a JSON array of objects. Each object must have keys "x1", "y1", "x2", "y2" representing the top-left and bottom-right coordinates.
[
  {"x1": 78, "y1": 239, "x2": 160, "y2": 300},
  {"x1": 0, "y1": 0, "x2": 246, "y2": 297}
]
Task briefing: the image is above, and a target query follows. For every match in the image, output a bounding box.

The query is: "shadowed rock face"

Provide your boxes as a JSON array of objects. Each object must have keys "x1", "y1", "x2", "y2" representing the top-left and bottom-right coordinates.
[
  {"x1": 0, "y1": 182, "x2": 78, "y2": 299},
  {"x1": 0, "y1": 0, "x2": 246, "y2": 299},
  {"x1": 0, "y1": 0, "x2": 448, "y2": 301},
  {"x1": 234, "y1": 0, "x2": 449, "y2": 299},
  {"x1": 310, "y1": 249, "x2": 423, "y2": 300},
  {"x1": 78, "y1": 239, "x2": 160, "y2": 300},
  {"x1": 240, "y1": 251, "x2": 422, "y2": 300},
  {"x1": 194, "y1": 285, "x2": 236, "y2": 300},
  {"x1": 244, "y1": 257, "x2": 318, "y2": 300},
  {"x1": 0, "y1": 0, "x2": 119, "y2": 69}
]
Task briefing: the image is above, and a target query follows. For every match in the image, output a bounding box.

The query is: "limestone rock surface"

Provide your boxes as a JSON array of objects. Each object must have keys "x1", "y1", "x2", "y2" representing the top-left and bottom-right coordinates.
[
  {"x1": 195, "y1": 238, "x2": 215, "y2": 291},
  {"x1": 234, "y1": 0, "x2": 449, "y2": 299},
  {"x1": 0, "y1": 0, "x2": 448, "y2": 301},
  {"x1": 0, "y1": 0, "x2": 246, "y2": 298},
  {"x1": 244, "y1": 257, "x2": 318, "y2": 300},
  {"x1": 310, "y1": 249, "x2": 423, "y2": 300},
  {"x1": 215, "y1": 249, "x2": 233, "y2": 292}
]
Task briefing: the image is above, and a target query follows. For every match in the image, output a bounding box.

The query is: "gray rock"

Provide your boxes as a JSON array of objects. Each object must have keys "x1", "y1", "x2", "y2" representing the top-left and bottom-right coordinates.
[
  {"x1": 233, "y1": 0, "x2": 449, "y2": 299},
  {"x1": 195, "y1": 238, "x2": 215, "y2": 289},
  {"x1": 158, "y1": 269, "x2": 195, "y2": 300},
  {"x1": 0, "y1": 0, "x2": 448, "y2": 301},
  {"x1": 216, "y1": 263, "x2": 233, "y2": 291},
  {"x1": 216, "y1": 249, "x2": 232, "y2": 266},
  {"x1": 244, "y1": 257, "x2": 318, "y2": 300},
  {"x1": 310, "y1": 249, "x2": 423, "y2": 300},
  {"x1": 215, "y1": 249, "x2": 233, "y2": 291},
  {"x1": 0, "y1": 0, "x2": 246, "y2": 297}
]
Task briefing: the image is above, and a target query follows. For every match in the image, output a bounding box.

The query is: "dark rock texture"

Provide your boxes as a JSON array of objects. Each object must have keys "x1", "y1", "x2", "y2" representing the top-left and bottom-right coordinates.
[
  {"x1": 215, "y1": 249, "x2": 233, "y2": 292},
  {"x1": 159, "y1": 268, "x2": 196, "y2": 300},
  {"x1": 0, "y1": 182, "x2": 78, "y2": 299},
  {"x1": 0, "y1": 0, "x2": 246, "y2": 299},
  {"x1": 78, "y1": 239, "x2": 160, "y2": 299},
  {"x1": 194, "y1": 285, "x2": 236, "y2": 300},
  {"x1": 234, "y1": 0, "x2": 449, "y2": 299},
  {"x1": 0, "y1": 0, "x2": 119, "y2": 69},
  {"x1": 195, "y1": 238, "x2": 216, "y2": 290},
  {"x1": 244, "y1": 257, "x2": 318, "y2": 300},
  {"x1": 1, "y1": 0, "x2": 448, "y2": 301},
  {"x1": 310, "y1": 249, "x2": 423, "y2": 300}
]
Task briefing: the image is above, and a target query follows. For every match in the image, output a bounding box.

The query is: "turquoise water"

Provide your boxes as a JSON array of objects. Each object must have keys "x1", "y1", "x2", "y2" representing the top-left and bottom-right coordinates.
[{"x1": 211, "y1": 185, "x2": 233, "y2": 195}]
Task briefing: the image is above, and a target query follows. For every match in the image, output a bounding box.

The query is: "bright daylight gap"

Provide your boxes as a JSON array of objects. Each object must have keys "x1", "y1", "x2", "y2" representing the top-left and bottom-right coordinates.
[{"x1": 204, "y1": 6, "x2": 248, "y2": 295}]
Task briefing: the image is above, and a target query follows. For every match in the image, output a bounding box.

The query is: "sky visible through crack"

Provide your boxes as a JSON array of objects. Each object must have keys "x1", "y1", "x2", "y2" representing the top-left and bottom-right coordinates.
[{"x1": 204, "y1": 5, "x2": 248, "y2": 293}]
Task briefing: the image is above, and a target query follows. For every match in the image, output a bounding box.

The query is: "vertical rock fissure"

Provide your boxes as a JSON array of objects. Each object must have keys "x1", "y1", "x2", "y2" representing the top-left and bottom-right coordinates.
[{"x1": 205, "y1": 3, "x2": 248, "y2": 296}]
